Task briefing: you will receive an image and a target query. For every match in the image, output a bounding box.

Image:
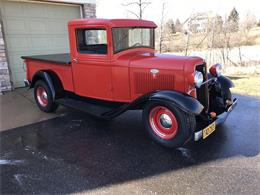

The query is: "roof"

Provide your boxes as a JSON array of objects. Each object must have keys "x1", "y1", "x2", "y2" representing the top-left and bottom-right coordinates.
[
  {"x1": 68, "y1": 18, "x2": 157, "y2": 28},
  {"x1": 47, "y1": 0, "x2": 96, "y2": 4}
]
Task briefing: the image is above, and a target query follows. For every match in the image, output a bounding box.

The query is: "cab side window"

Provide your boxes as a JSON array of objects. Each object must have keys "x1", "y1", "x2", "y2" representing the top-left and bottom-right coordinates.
[{"x1": 76, "y1": 29, "x2": 107, "y2": 54}]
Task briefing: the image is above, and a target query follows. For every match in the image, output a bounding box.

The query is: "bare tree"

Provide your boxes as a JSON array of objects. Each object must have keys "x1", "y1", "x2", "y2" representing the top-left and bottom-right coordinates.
[
  {"x1": 184, "y1": 31, "x2": 190, "y2": 56},
  {"x1": 160, "y1": 9, "x2": 257, "y2": 69},
  {"x1": 241, "y1": 13, "x2": 257, "y2": 43},
  {"x1": 122, "y1": 0, "x2": 151, "y2": 19},
  {"x1": 184, "y1": 16, "x2": 193, "y2": 56},
  {"x1": 159, "y1": 2, "x2": 166, "y2": 53},
  {"x1": 221, "y1": 20, "x2": 240, "y2": 66},
  {"x1": 182, "y1": 13, "x2": 202, "y2": 55}
]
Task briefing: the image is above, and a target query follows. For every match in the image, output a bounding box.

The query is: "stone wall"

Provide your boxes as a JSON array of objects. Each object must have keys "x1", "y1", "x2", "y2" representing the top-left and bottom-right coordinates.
[
  {"x1": 83, "y1": 3, "x2": 96, "y2": 18},
  {"x1": 0, "y1": 22, "x2": 11, "y2": 94}
]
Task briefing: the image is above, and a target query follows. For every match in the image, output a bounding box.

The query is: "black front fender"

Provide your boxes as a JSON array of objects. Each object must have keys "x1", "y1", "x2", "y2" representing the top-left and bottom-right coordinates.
[
  {"x1": 147, "y1": 90, "x2": 204, "y2": 115},
  {"x1": 217, "y1": 75, "x2": 234, "y2": 89},
  {"x1": 208, "y1": 74, "x2": 234, "y2": 89},
  {"x1": 125, "y1": 90, "x2": 204, "y2": 115}
]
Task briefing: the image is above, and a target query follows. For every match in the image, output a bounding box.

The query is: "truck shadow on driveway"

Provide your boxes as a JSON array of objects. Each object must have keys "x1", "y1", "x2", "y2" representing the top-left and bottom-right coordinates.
[{"x1": 1, "y1": 94, "x2": 259, "y2": 194}]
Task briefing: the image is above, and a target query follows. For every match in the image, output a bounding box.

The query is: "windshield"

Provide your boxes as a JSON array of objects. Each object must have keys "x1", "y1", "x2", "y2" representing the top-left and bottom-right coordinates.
[{"x1": 112, "y1": 27, "x2": 154, "y2": 53}]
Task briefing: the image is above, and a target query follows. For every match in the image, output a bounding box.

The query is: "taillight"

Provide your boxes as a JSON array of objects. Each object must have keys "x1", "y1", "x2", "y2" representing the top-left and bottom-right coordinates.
[{"x1": 209, "y1": 63, "x2": 222, "y2": 77}]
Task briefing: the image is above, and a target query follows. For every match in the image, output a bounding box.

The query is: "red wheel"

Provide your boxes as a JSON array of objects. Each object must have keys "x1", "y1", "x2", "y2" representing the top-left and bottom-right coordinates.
[
  {"x1": 143, "y1": 101, "x2": 196, "y2": 148},
  {"x1": 149, "y1": 106, "x2": 178, "y2": 140},
  {"x1": 36, "y1": 86, "x2": 48, "y2": 107},
  {"x1": 34, "y1": 80, "x2": 59, "y2": 113}
]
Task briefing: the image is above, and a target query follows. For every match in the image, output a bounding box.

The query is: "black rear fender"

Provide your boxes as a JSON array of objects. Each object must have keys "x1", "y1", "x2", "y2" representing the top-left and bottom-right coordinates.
[{"x1": 30, "y1": 71, "x2": 57, "y2": 101}]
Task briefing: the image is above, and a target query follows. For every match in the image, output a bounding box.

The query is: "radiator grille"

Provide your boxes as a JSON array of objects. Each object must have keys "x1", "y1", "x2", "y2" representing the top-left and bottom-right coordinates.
[
  {"x1": 134, "y1": 72, "x2": 174, "y2": 94},
  {"x1": 196, "y1": 64, "x2": 209, "y2": 110}
]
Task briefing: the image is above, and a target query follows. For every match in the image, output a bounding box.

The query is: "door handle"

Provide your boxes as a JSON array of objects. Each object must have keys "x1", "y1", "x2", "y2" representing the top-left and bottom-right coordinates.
[{"x1": 72, "y1": 58, "x2": 78, "y2": 63}]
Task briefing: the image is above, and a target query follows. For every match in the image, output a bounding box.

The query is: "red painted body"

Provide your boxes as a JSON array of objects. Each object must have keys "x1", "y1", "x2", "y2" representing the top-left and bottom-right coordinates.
[{"x1": 25, "y1": 19, "x2": 205, "y2": 103}]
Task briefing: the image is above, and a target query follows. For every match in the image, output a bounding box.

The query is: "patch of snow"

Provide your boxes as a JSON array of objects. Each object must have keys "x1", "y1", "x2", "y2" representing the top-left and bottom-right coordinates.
[
  {"x1": 0, "y1": 159, "x2": 25, "y2": 165},
  {"x1": 14, "y1": 174, "x2": 24, "y2": 186}
]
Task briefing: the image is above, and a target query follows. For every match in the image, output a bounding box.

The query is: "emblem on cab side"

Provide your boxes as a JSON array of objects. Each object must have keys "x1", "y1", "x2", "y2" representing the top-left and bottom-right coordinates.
[{"x1": 150, "y1": 69, "x2": 159, "y2": 79}]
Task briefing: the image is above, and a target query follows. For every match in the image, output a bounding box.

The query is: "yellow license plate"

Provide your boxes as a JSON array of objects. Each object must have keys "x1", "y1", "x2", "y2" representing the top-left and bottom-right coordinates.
[{"x1": 203, "y1": 122, "x2": 216, "y2": 139}]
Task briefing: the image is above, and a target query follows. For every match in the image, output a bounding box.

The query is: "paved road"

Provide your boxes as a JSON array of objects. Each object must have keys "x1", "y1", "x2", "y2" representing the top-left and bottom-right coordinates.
[{"x1": 1, "y1": 94, "x2": 260, "y2": 194}]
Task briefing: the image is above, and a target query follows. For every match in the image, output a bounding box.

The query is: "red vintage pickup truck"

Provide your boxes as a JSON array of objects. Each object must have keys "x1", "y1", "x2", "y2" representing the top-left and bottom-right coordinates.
[{"x1": 22, "y1": 19, "x2": 237, "y2": 148}]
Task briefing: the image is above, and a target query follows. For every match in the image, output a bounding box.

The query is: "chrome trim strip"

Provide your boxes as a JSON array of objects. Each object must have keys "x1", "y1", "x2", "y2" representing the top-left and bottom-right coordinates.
[
  {"x1": 187, "y1": 88, "x2": 196, "y2": 95},
  {"x1": 200, "y1": 77, "x2": 216, "y2": 87},
  {"x1": 194, "y1": 98, "x2": 238, "y2": 141}
]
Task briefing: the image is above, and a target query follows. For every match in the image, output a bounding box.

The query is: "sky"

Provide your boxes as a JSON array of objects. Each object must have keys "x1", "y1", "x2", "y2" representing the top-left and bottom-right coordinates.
[{"x1": 96, "y1": 0, "x2": 260, "y2": 24}]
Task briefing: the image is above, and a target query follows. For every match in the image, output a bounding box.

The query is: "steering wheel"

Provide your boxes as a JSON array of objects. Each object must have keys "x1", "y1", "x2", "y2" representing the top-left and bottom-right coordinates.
[{"x1": 132, "y1": 42, "x2": 142, "y2": 47}]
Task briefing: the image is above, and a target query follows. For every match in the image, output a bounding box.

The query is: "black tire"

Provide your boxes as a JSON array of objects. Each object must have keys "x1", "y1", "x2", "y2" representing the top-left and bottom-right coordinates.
[
  {"x1": 143, "y1": 101, "x2": 196, "y2": 148},
  {"x1": 34, "y1": 80, "x2": 59, "y2": 113}
]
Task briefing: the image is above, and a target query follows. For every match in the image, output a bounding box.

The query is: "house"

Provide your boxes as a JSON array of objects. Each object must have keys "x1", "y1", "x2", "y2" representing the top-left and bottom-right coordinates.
[
  {"x1": 0, "y1": 0, "x2": 96, "y2": 93},
  {"x1": 183, "y1": 12, "x2": 220, "y2": 33}
]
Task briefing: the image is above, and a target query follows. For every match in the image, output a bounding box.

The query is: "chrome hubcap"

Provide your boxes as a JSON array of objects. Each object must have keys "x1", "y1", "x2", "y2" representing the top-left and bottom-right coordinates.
[
  {"x1": 42, "y1": 91, "x2": 47, "y2": 100},
  {"x1": 159, "y1": 114, "x2": 172, "y2": 129},
  {"x1": 36, "y1": 86, "x2": 48, "y2": 107},
  {"x1": 149, "y1": 106, "x2": 178, "y2": 140}
]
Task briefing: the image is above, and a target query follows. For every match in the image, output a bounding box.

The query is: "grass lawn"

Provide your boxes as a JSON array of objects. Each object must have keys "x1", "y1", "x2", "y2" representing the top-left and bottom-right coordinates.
[{"x1": 228, "y1": 75, "x2": 260, "y2": 96}]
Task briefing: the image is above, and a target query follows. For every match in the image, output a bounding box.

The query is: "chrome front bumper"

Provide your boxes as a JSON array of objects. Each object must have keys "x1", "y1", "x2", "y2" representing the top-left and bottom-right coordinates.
[{"x1": 194, "y1": 98, "x2": 238, "y2": 141}]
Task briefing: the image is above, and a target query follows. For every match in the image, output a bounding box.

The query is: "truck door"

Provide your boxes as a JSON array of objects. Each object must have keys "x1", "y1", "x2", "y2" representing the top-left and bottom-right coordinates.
[{"x1": 71, "y1": 27, "x2": 113, "y2": 100}]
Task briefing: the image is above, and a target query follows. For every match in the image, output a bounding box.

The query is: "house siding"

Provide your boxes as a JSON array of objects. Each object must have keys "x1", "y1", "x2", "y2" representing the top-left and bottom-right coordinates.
[{"x1": 0, "y1": 1, "x2": 96, "y2": 93}]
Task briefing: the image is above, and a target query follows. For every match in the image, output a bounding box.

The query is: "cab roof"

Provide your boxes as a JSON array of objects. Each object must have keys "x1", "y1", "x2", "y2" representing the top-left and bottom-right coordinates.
[{"x1": 68, "y1": 18, "x2": 157, "y2": 28}]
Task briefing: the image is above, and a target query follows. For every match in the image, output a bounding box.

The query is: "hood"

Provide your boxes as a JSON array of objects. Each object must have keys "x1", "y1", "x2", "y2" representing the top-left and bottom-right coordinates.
[{"x1": 129, "y1": 52, "x2": 204, "y2": 70}]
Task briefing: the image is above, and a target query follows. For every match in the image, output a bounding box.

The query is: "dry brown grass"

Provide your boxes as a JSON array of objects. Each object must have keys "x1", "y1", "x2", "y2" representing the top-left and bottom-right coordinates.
[
  {"x1": 228, "y1": 75, "x2": 260, "y2": 96},
  {"x1": 161, "y1": 27, "x2": 260, "y2": 53}
]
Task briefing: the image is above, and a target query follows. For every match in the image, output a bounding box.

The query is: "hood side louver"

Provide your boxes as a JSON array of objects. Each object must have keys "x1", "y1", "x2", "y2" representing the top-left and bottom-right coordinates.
[{"x1": 134, "y1": 72, "x2": 175, "y2": 94}]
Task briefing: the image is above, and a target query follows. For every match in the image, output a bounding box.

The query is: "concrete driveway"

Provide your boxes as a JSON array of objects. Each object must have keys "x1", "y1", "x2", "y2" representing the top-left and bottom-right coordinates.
[
  {"x1": 0, "y1": 88, "x2": 66, "y2": 132},
  {"x1": 0, "y1": 89, "x2": 260, "y2": 194}
]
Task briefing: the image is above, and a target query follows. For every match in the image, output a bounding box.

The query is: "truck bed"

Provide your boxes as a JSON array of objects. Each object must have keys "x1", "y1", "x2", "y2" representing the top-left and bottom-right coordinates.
[{"x1": 21, "y1": 53, "x2": 71, "y2": 65}]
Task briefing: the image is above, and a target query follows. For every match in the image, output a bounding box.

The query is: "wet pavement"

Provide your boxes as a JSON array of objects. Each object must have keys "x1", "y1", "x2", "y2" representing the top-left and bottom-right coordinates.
[{"x1": 0, "y1": 94, "x2": 260, "y2": 194}]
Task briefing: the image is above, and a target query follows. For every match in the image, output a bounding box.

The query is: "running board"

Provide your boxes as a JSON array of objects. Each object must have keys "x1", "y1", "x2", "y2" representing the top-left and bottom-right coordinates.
[{"x1": 56, "y1": 97, "x2": 122, "y2": 117}]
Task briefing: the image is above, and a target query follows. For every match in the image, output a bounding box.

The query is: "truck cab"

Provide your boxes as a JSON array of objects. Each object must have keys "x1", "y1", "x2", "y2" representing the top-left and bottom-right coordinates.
[
  {"x1": 68, "y1": 19, "x2": 158, "y2": 102},
  {"x1": 22, "y1": 19, "x2": 237, "y2": 148}
]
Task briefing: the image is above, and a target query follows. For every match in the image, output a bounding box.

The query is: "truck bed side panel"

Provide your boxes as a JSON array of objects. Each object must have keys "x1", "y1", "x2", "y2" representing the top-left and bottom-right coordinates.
[{"x1": 25, "y1": 59, "x2": 74, "y2": 92}]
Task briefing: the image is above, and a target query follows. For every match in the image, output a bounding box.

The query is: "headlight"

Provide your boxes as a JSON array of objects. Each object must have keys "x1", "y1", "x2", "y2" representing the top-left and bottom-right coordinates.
[
  {"x1": 209, "y1": 63, "x2": 222, "y2": 77},
  {"x1": 194, "y1": 71, "x2": 203, "y2": 88}
]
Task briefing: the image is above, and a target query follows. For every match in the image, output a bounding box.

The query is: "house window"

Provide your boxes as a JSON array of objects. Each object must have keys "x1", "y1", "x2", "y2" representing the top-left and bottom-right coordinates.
[{"x1": 76, "y1": 29, "x2": 107, "y2": 54}]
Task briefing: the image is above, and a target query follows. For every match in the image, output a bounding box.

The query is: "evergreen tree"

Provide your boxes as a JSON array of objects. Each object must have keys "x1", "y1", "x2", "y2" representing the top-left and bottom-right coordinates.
[
  {"x1": 166, "y1": 19, "x2": 176, "y2": 34},
  {"x1": 228, "y1": 7, "x2": 239, "y2": 31},
  {"x1": 175, "y1": 18, "x2": 182, "y2": 32}
]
